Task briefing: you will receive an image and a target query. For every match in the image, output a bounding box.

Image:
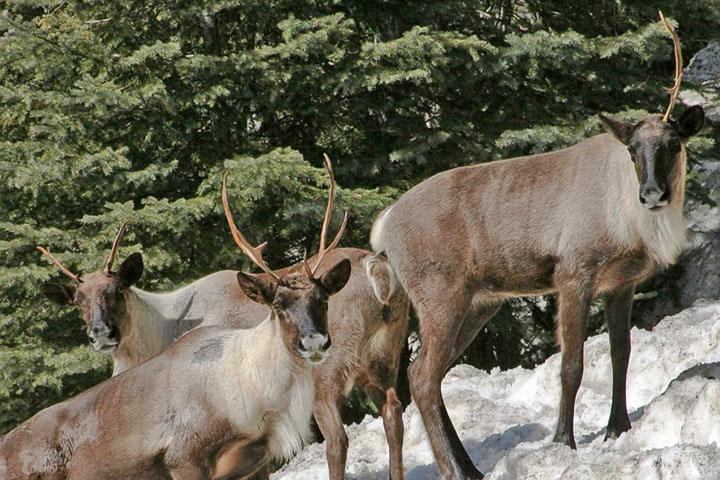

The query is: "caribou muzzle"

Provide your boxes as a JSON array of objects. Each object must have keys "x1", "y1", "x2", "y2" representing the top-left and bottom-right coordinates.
[
  {"x1": 88, "y1": 324, "x2": 120, "y2": 352},
  {"x1": 639, "y1": 185, "x2": 670, "y2": 211},
  {"x1": 297, "y1": 333, "x2": 332, "y2": 365}
]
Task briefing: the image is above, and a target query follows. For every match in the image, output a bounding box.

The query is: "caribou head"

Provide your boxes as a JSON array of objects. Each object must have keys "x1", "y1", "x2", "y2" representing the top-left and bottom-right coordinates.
[
  {"x1": 599, "y1": 12, "x2": 704, "y2": 212},
  {"x1": 222, "y1": 154, "x2": 350, "y2": 365},
  {"x1": 38, "y1": 222, "x2": 142, "y2": 352}
]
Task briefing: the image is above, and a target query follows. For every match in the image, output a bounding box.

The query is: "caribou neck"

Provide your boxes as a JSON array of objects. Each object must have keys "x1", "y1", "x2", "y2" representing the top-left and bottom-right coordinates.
[
  {"x1": 112, "y1": 287, "x2": 184, "y2": 374},
  {"x1": 216, "y1": 313, "x2": 315, "y2": 461}
]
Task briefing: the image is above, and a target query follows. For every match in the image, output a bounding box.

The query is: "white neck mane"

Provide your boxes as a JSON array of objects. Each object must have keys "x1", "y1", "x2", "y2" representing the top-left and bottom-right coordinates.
[
  {"x1": 214, "y1": 315, "x2": 315, "y2": 461},
  {"x1": 110, "y1": 270, "x2": 253, "y2": 375},
  {"x1": 112, "y1": 286, "x2": 205, "y2": 375}
]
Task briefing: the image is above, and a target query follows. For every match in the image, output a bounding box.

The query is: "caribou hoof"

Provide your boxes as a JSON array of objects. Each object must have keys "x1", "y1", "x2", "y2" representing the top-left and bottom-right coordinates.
[
  {"x1": 604, "y1": 423, "x2": 632, "y2": 441},
  {"x1": 552, "y1": 432, "x2": 577, "y2": 450}
]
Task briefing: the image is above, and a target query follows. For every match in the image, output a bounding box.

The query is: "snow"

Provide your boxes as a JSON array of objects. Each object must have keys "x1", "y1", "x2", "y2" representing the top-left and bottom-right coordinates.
[{"x1": 272, "y1": 302, "x2": 720, "y2": 479}]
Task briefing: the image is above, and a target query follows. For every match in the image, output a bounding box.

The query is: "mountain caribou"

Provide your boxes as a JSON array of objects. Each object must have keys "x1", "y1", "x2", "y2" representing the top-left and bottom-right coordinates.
[
  {"x1": 36, "y1": 157, "x2": 409, "y2": 480},
  {"x1": 370, "y1": 13, "x2": 704, "y2": 479},
  {"x1": 1, "y1": 169, "x2": 353, "y2": 480}
]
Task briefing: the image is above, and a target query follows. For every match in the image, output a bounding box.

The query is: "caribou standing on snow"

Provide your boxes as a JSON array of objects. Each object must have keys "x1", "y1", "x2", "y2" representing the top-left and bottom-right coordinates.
[
  {"x1": 0, "y1": 170, "x2": 353, "y2": 480},
  {"x1": 370, "y1": 14, "x2": 705, "y2": 480},
  {"x1": 36, "y1": 156, "x2": 410, "y2": 480}
]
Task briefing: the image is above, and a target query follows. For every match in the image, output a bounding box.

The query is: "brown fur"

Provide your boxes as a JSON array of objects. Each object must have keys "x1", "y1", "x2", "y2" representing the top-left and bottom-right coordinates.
[
  {"x1": 1, "y1": 260, "x2": 354, "y2": 480},
  {"x1": 17, "y1": 248, "x2": 409, "y2": 480},
  {"x1": 371, "y1": 109, "x2": 703, "y2": 479}
]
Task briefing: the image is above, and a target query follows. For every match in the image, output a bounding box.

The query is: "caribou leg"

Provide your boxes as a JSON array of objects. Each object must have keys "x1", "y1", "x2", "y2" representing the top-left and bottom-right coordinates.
[
  {"x1": 313, "y1": 378, "x2": 350, "y2": 480},
  {"x1": 409, "y1": 294, "x2": 483, "y2": 480},
  {"x1": 604, "y1": 284, "x2": 635, "y2": 440},
  {"x1": 445, "y1": 302, "x2": 503, "y2": 372},
  {"x1": 364, "y1": 378, "x2": 405, "y2": 480},
  {"x1": 210, "y1": 438, "x2": 268, "y2": 480},
  {"x1": 169, "y1": 464, "x2": 206, "y2": 480},
  {"x1": 552, "y1": 278, "x2": 594, "y2": 449},
  {"x1": 240, "y1": 464, "x2": 270, "y2": 480}
]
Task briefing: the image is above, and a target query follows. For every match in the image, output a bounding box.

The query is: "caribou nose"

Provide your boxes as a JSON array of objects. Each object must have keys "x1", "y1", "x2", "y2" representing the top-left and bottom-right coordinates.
[
  {"x1": 300, "y1": 333, "x2": 331, "y2": 353},
  {"x1": 89, "y1": 324, "x2": 114, "y2": 340},
  {"x1": 640, "y1": 187, "x2": 667, "y2": 209},
  {"x1": 90, "y1": 325, "x2": 104, "y2": 338}
]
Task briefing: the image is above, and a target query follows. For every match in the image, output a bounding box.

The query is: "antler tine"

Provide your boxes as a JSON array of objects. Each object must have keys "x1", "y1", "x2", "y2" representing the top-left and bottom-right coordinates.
[
  {"x1": 221, "y1": 172, "x2": 281, "y2": 281},
  {"x1": 317, "y1": 153, "x2": 335, "y2": 256},
  {"x1": 303, "y1": 250, "x2": 314, "y2": 280},
  {"x1": 308, "y1": 212, "x2": 348, "y2": 277},
  {"x1": 310, "y1": 155, "x2": 347, "y2": 276},
  {"x1": 37, "y1": 246, "x2": 83, "y2": 284},
  {"x1": 659, "y1": 11, "x2": 683, "y2": 123},
  {"x1": 105, "y1": 221, "x2": 129, "y2": 273}
]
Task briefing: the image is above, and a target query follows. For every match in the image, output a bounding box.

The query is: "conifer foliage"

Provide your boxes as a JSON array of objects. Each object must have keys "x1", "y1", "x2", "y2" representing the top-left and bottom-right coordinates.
[{"x1": 1, "y1": 1, "x2": 717, "y2": 432}]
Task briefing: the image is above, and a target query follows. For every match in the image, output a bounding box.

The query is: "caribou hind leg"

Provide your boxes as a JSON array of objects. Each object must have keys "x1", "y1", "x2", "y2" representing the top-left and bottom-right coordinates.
[
  {"x1": 604, "y1": 284, "x2": 635, "y2": 440},
  {"x1": 363, "y1": 378, "x2": 405, "y2": 479},
  {"x1": 444, "y1": 302, "x2": 502, "y2": 372},
  {"x1": 409, "y1": 292, "x2": 483, "y2": 480},
  {"x1": 552, "y1": 276, "x2": 594, "y2": 449}
]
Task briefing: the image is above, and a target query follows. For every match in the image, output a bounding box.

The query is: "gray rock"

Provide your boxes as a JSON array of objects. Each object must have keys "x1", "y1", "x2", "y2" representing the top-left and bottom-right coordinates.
[
  {"x1": 684, "y1": 42, "x2": 720, "y2": 86},
  {"x1": 681, "y1": 89, "x2": 720, "y2": 126},
  {"x1": 680, "y1": 42, "x2": 720, "y2": 126}
]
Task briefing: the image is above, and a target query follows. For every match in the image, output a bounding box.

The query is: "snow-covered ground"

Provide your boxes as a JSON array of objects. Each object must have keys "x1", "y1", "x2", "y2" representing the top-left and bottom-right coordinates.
[{"x1": 273, "y1": 302, "x2": 720, "y2": 479}]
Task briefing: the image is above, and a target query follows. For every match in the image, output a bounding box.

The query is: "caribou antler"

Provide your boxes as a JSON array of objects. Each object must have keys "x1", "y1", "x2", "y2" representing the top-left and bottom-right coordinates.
[
  {"x1": 221, "y1": 172, "x2": 281, "y2": 281},
  {"x1": 37, "y1": 246, "x2": 83, "y2": 284},
  {"x1": 659, "y1": 11, "x2": 683, "y2": 123},
  {"x1": 105, "y1": 221, "x2": 129, "y2": 273},
  {"x1": 303, "y1": 154, "x2": 349, "y2": 279}
]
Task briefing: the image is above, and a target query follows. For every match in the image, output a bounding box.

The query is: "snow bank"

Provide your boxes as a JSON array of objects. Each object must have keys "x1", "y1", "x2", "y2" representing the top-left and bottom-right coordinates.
[{"x1": 273, "y1": 303, "x2": 720, "y2": 479}]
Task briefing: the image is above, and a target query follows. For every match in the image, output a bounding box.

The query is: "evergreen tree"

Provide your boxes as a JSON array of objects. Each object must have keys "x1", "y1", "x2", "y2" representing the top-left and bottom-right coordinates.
[{"x1": 1, "y1": 0, "x2": 717, "y2": 432}]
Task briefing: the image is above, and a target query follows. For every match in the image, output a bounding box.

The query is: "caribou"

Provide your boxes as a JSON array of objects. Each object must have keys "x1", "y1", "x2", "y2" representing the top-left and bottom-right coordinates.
[
  {"x1": 37, "y1": 156, "x2": 410, "y2": 480},
  {"x1": 38, "y1": 223, "x2": 266, "y2": 375},
  {"x1": 370, "y1": 13, "x2": 704, "y2": 480},
  {"x1": 0, "y1": 170, "x2": 353, "y2": 480}
]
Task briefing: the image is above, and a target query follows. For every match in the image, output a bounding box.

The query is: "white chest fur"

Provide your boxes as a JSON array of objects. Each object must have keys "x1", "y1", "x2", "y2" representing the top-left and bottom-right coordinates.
[{"x1": 209, "y1": 318, "x2": 316, "y2": 461}]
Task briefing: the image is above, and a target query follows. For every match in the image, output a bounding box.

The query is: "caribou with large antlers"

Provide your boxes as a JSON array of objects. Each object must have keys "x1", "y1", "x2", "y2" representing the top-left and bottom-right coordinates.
[
  {"x1": 370, "y1": 13, "x2": 704, "y2": 479},
  {"x1": 1, "y1": 170, "x2": 353, "y2": 479},
  {"x1": 221, "y1": 156, "x2": 410, "y2": 480},
  {"x1": 37, "y1": 157, "x2": 410, "y2": 479}
]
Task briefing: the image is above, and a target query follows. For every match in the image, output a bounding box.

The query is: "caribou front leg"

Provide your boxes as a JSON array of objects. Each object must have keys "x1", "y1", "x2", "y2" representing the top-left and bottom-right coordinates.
[
  {"x1": 552, "y1": 278, "x2": 594, "y2": 449},
  {"x1": 604, "y1": 284, "x2": 635, "y2": 440},
  {"x1": 313, "y1": 381, "x2": 349, "y2": 480}
]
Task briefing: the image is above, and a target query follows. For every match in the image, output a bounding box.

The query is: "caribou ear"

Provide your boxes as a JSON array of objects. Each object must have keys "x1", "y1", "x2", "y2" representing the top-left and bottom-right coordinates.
[
  {"x1": 237, "y1": 272, "x2": 277, "y2": 306},
  {"x1": 599, "y1": 114, "x2": 634, "y2": 145},
  {"x1": 675, "y1": 105, "x2": 705, "y2": 140},
  {"x1": 116, "y1": 252, "x2": 143, "y2": 287},
  {"x1": 39, "y1": 282, "x2": 76, "y2": 306},
  {"x1": 319, "y1": 258, "x2": 351, "y2": 295}
]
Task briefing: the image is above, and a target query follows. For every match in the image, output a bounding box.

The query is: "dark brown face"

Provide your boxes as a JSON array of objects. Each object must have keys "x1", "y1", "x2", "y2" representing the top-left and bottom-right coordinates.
[
  {"x1": 236, "y1": 258, "x2": 351, "y2": 365},
  {"x1": 38, "y1": 253, "x2": 144, "y2": 353},
  {"x1": 600, "y1": 106, "x2": 705, "y2": 212},
  {"x1": 627, "y1": 118, "x2": 682, "y2": 211},
  {"x1": 599, "y1": 105, "x2": 704, "y2": 212}
]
